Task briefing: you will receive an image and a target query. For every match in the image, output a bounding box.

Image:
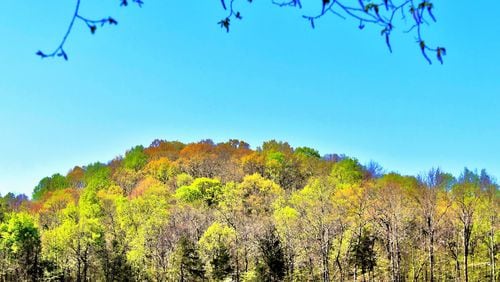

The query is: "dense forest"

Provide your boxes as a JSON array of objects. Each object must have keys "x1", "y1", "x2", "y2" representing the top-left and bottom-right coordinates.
[{"x1": 0, "y1": 139, "x2": 498, "y2": 281}]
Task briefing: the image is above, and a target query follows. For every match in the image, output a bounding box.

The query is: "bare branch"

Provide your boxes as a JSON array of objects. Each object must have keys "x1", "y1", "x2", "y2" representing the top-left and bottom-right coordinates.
[{"x1": 38, "y1": 0, "x2": 446, "y2": 64}]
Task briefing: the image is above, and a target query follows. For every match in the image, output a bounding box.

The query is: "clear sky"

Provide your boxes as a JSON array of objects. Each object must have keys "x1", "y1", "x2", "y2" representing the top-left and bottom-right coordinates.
[{"x1": 0, "y1": 1, "x2": 499, "y2": 196}]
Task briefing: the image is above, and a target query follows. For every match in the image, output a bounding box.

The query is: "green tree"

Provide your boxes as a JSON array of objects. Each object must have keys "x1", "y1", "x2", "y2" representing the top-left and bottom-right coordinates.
[
  {"x1": 294, "y1": 147, "x2": 321, "y2": 159},
  {"x1": 199, "y1": 222, "x2": 236, "y2": 280},
  {"x1": 4, "y1": 138, "x2": 499, "y2": 281},
  {"x1": 256, "y1": 227, "x2": 287, "y2": 282},
  {"x1": 264, "y1": 151, "x2": 304, "y2": 191},
  {"x1": 349, "y1": 229, "x2": 376, "y2": 282},
  {"x1": 329, "y1": 158, "x2": 364, "y2": 188},
  {"x1": 33, "y1": 173, "x2": 70, "y2": 200},
  {"x1": 211, "y1": 244, "x2": 233, "y2": 281},
  {"x1": 96, "y1": 188, "x2": 134, "y2": 282},
  {"x1": 0, "y1": 213, "x2": 41, "y2": 281},
  {"x1": 116, "y1": 184, "x2": 170, "y2": 280},
  {"x1": 42, "y1": 187, "x2": 106, "y2": 281},
  {"x1": 175, "y1": 177, "x2": 223, "y2": 207},
  {"x1": 177, "y1": 236, "x2": 205, "y2": 282},
  {"x1": 0, "y1": 196, "x2": 7, "y2": 222},
  {"x1": 123, "y1": 145, "x2": 149, "y2": 172},
  {"x1": 84, "y1": 162, "x2": 111, "y2": 190}
]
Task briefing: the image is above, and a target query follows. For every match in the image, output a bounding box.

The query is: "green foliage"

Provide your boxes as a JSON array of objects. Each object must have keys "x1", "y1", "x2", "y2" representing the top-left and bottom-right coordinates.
[
  {"x1": 349, "y1": 229, "x2": 376, "y2": 275},
  {"x1": 177, "y1": 236, "x2": 206, "y2": 281},
  {"x1": 266, "y1": 151, "x2": 286, "y2": 165},
  {"x1": 256, "y1": 227, "x2": 287, "y2": 281},
  {"x1": 378, "y1": 172, "x2": 418, "y2": 193},
  {"x1": 294, "y1": 146, "x2": 321, "y2": 159},
  {"x1": 32, "y1": 173, "x2": 69, "y2": 200},
  {"x1": 264, "y1": 151, "x2": 304, "y2": 190},
  {"x1": 84, "y1": 162, "x2": 111, "y2": 190},
  {"x1": 175, "y1": 178, "x2": 223, "y2": 207},
  {"x1": 175, "y1": 184, "x2": 203, "y2": 203},
  {"x1": 41, "y1": 184, "x2": 108, "y2": 281},
  {"x1": 123, "y1": 145, "x2": 149, "y2": 171},
  {"x1": 176, "y1": 173, "x2": 194, "y2": 187},
  {"x1": 0, "y1": 213, "x2": 41, "y2": 280},
  {"x1": 330, "y1": 158, "x2": 364, "y2": 187},
  {"x1": 226, "y1": 173, "x2": 284, "y2": 215},
  {"x1": 241, "y1": 270, "x2": 259, "y2": 282},
  {"x1": 262, "y1": 140, "x2": 293, "y2": 155},
  {"x1": 199, "y1": 222, "x2": 236, "y2": 280},
  {"x1": 114, "y1": 185, "x2": 169, "y2": 279},
  {"x1": 210, "y1": 244, "x2": 233, "y2": 281},
  {"x1": 7, "y1": 139, "x2": 498, "y2": 281},
  {"x1": 0, "y1": 196, "x2": 7, "y2": 222}
]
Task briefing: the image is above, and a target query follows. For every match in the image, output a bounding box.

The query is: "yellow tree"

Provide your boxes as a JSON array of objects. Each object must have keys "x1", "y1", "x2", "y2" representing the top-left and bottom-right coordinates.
[
  {"x1": 332, "y1": 180, "x2": 374, "y2": 281},
  {"x1": 0, "y1": 213, "x2": 41, "y2": 281},
  {"x1": 289, "y1": 177, "x2": 336, "y2": 281},
  {"x1": 482, "y1": 181, "x2": 500, "y2": 281},
  {"x1": 198, "y1": 222, "x2": 237, "y2": 281},
  {"x1": 450, "y1": 169, "x2": 487, "y2": 282},
  {"x1": 370, "y1": 173, "x2": 418, "y2": 281},
  {"x1": 328, "y1": 157, "x2": 367, "y2": 281},
  {"x1": 42, "y1": 193, "x2": 105, "y2": 282},
  {"x1": 116, "y1": 181, "x2": 170, "y2": 280},
  {"x1": 218, "y1": 173, "x2": 284, "y2": 278},
  {"x1": 414, "y1": 169, "x2": 454, "y2": 281},
  {"x1": 273, "y1": 203, "x2": 301, "y2": 281}
]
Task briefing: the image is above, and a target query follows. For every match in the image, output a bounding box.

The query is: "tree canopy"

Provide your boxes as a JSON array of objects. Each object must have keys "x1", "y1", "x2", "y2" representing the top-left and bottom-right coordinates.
[{"x1": 1, "y1": 138, "x2": 498, "y2": 281}]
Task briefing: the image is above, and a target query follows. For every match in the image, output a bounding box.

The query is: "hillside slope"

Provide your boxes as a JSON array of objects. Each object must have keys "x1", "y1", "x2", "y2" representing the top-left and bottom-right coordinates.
[{"x1": 1, "y1": 139, "x2": 499, "y2": 281}]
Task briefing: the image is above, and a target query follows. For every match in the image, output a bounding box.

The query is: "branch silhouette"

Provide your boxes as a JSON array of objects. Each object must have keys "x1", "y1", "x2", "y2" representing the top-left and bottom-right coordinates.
[
  {"x1": 38, "y1": 0, "x2": 446, "y2": 64},
  {"x1": 36, "y1": 0, "x2": 141, "y2": 60},
  {"x1": 220, "y1": 0, "x2": 446, "y2": 64}
]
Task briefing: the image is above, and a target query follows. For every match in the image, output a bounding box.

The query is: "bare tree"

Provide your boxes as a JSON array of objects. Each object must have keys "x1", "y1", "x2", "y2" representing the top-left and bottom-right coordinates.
[{"x1": 415, "y1": 168, "x2": 453, "y2": 282}]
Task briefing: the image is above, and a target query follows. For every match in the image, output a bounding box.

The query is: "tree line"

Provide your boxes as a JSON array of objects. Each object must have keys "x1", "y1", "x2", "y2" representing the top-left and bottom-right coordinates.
[{"x1": 0, "y1": 139, "x2": 498, "y2": 281}]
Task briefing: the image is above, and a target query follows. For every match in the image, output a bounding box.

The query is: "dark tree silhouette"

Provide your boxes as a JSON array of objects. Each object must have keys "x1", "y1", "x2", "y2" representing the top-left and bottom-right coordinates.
[{"x1": 37, "y1": 0, "x2": 446, "y2": 64}]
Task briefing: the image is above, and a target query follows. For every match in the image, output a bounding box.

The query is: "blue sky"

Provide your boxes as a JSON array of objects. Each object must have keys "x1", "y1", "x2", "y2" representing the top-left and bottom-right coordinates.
[{"x1": 0, "y1": 1, "x2": 499, "y2": 196}]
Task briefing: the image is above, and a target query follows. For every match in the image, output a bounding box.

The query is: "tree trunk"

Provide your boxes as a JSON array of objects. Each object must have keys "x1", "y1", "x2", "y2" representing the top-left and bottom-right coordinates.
[
  {"x1": 321, "y1": 227, "x2": 330, "y2": 282},
  {"x1": 77, "y1": 258, "x2": 81, "y2": 282},
  {"x1": 490, "y1": 224, "x2": 496, "y2": 282},
  {"x1": 322, "y1": 241, "x2": 330, "y2": 282},
  {"x1": 429, "y1": 227, "x2": 435, "y2": 282},
  {"x1": 83, "y1": 258, "x2": 88, "y2": 282},
  {"x1": 463, "y1": 224, "x2": 471, "y2": 282},
  {"x1": 335, "y1": 255, "x2": 343, "y2": 282},
  {"x1": 353, "y1": 265, "x2": 357, "y2": 282}
]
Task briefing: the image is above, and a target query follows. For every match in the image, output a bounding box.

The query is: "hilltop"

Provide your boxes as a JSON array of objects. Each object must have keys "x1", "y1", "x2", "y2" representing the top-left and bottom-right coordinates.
[{"x1": 0, "y1": 139, "x2": 498, "y2": 281}]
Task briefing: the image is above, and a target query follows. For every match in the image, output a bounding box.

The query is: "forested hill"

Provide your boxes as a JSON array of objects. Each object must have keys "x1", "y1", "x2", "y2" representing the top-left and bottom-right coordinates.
[{"x1": 0, "y1": 139, "x2": 499, "y2": 281}]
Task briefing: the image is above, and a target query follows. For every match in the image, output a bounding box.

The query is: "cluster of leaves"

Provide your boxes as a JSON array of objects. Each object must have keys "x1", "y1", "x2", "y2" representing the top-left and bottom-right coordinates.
[
  {"x1": 38, "y1": 0, "x2": 445, "y2": 64},
  {"x1": 1, "y1": 139, "x2": 498, "y2": 281}
]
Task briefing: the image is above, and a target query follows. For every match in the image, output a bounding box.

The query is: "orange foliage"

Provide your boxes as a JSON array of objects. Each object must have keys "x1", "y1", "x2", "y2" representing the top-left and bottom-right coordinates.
[
  {"x1": 179, "y1": 142, "x2": 216, "y2": 160},
  {"x1": 241, "y1": 152, "x2": 266, "y2": 175},
  {"x1": 129, "y1": 176, "x2": 163, "y2": 199},
  {"x1": 28, "y1": 201, "x2": 44, "y2": 213},
  {"x1": 67, "y1": 166, "x2": 85, "y2": 188},
  {"x1": 39, "y1": 188, "x2": 79, "y2": 212},
  {"x1": 144, "y1": 140, "x2": 186, "y2": 160}
]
